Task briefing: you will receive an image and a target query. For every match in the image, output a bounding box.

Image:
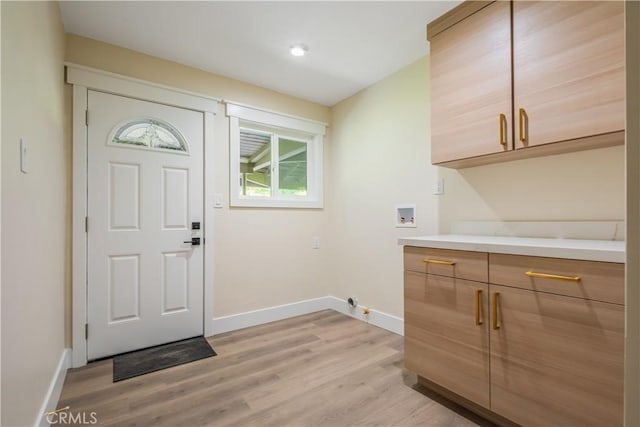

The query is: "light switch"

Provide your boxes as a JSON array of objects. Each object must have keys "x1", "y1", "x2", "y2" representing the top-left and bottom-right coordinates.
[
  {"x1": 213, "y1": 193, "x2": 223, "y2": 208},
  {"x1": 20, "y1": 138, "x2": 28, "y2": 174},
  {"x1": 312, "y1": 236, "x2": 320, "y2": 249},
  {"x1": 433, "y1": 178, "x2": 444, "y2": 195}
]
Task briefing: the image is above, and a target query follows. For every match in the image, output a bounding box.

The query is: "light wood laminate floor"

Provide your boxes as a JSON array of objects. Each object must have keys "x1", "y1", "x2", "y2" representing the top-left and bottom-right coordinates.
[{"x1": 59, "y1": 310, "x2": 493, "y2": 426}]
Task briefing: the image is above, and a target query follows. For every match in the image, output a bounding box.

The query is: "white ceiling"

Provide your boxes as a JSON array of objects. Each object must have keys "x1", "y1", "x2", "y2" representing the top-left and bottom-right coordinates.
[{"x1": 59, "y1": 1, "x2": 461, "y2": 106}]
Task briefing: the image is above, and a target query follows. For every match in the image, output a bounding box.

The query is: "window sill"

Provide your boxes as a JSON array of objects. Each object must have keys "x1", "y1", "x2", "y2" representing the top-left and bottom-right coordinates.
[{"x1": 230, "y1": 197, "x2": 323, "y2": 209}]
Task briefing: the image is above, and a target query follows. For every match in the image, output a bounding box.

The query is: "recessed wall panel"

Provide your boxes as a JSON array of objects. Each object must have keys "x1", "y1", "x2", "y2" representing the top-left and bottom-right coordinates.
[
  {"x1": 108, "y1": 255, "x2": 140, "y2": 322},
  {"x1": 109, "y1": 163, "x2": 140, "y2": 230},
  {"x1": 162, "y1": 167, "x2": 188, "y2": 229},
  {"x1": 162, "y1": 252, "x2": 189, "y2": 314}
]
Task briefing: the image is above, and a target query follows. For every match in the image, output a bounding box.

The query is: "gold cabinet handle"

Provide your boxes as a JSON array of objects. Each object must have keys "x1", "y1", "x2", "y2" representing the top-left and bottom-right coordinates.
[
  {"x1": 423, "y1": 259, "x2": 456, "y2": 266},
  {"x1": 492, "y1": 292, "x2": 500, "y2": 330},
  {"x1": 525, "y1": 271, "x2": 581, "y2": 282},
  {"x1": 475, "y1": 289, "x2": 483, "y2": 326},
  {"x1": 519, "y1": 107, "x2": 527, "y2": 144},
  {"x1": 499, "y1": 113, "x2": 507, "y2": 146}
]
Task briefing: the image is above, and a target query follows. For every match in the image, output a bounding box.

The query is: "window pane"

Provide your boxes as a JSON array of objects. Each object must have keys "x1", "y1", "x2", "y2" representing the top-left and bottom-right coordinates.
[
  {"x1": 240, "y1": 128, "x2": 272, "y2": 197},
  {"x1": 113, "y1": 119, "x2": 187, "y2": 152},
  {"x1": 243, "y1": 168, "x2": 271, "y2": 197},
  {"x1": 278, "y1": 138, "x2": 307, "y2": 196}
]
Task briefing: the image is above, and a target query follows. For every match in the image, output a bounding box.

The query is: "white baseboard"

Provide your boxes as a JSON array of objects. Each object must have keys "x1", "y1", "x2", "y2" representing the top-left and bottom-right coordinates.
[
  {"x1": 209, "y1": 296, "x2": 403, "y2": 337},
  {"x1": 210, "y1": 296, "x2": 331, "y2": 335},
  {"x1": 327, "y1": 296, "x2": 404, "y2": 336},
  {"x1": 35, "y1": 348, "x2": 71, "y2": 427}
]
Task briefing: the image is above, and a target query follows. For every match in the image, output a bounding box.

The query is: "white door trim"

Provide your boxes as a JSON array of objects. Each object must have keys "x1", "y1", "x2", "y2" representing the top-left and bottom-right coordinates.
[
  {"x1": 66, "y1": 63, "x2": 220, "y2": 111},
  {"x1": 68, "y1": 64, "x2": 218, "y2": 367}
]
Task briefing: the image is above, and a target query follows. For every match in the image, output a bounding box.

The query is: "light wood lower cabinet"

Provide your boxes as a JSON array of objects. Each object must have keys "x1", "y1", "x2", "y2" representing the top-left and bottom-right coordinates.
[
  {"x1": 404, "y1": 271, "x2": 490, "y2": 408},
  {"x1": 490, "y1": 253, "x2": 625, "y2": 305},
  {"x1": 403, "y1": 246, "x2": 624, "y2": 426},
  {"x1": 490, "y1": 285, "x2": 624, "y2": 427},
  {"x1": 404, "y1": 246, "x2": 488, "y2": 282}
]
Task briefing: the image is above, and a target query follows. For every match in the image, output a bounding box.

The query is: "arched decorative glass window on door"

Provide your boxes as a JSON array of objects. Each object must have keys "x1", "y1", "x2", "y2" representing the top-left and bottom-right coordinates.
[{"x1": 110, "y1": 118, "x2": 189, "y2": 153}]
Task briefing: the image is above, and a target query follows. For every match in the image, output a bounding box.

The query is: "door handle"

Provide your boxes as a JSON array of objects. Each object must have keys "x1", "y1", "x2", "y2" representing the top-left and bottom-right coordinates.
[{"x1": 183, "y1": 237, "x2": 201, "y2": 246}]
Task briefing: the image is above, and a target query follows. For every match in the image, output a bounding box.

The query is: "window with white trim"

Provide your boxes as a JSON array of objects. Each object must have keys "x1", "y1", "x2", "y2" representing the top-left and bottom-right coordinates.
[{"x1": 227, "y1": 103, "x2": 325, "y2": 208}]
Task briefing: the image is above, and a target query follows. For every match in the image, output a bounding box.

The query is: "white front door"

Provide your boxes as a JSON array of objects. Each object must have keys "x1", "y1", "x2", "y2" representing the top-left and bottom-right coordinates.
[{"x1": 87, "y1": 90, "x2": 204, "y2": 360}]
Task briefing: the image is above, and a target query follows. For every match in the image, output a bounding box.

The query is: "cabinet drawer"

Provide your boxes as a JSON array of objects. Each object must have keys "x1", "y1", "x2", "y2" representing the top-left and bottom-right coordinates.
[
  {"x1": 489, "y1": 254, "x2": 624, "y2": 305},
  {"x1": 404, "y1": 246, "x2": 488, "y2": 282}
]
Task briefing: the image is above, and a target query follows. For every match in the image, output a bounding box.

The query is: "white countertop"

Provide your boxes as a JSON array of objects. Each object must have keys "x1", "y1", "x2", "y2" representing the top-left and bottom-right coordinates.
[{"x1": 398, "y1": 234, "x2": 625, "y2": 263}]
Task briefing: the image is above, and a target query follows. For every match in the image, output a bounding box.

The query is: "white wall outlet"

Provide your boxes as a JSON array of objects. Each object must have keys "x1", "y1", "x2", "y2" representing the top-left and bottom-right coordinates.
[
  {"x1": 433, "y1": 178, "x2": 444, "y2": 195},
  {"x1": 213, "y1": 193, "x2": 223, "y2": 208},
  {"x1": 20, "y1": 138, "x2": 28, "y2": 174},
  {"x1": 312, "y1": 236, "x2": 320, "y2": 249}
]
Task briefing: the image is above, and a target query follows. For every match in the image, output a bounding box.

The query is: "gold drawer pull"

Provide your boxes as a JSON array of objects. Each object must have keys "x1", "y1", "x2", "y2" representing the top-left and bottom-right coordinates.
[
  {"x1": 492, "y1": 292, "x2": 500, "y2": 330},
  {"x1": 475, "y1": 289, "x2": 483, "y2": 326},
  {"x1": 525, "y1": 271, "x2": 581, "y2": 282},
  {"x1": 499, "y1": 113, "x2": 507, "y2": 146},
  {"x1": 423, "y1": 259, "x2": 456, "y2": 266}
]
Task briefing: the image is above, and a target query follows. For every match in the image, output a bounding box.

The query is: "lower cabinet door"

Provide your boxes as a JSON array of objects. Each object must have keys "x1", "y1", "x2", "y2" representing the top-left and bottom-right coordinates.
[
  {"x1": 404, "y1": 271, "x2": 490, "y2": 408},
  {"x1": 489, "y1": 285, "x2": 624, "y2": 426}
]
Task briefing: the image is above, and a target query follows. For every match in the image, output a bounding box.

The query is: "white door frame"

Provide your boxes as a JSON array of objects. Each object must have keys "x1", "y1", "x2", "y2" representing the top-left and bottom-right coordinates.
[{"x1": 67, "y1": 63, "x2": 219, "y2": 368}]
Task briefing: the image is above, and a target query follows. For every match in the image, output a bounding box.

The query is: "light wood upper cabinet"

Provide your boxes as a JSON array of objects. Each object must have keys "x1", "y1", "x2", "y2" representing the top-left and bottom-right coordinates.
[
  {"x1": 428, "y1": 1, "x2": 625, "y2": 168},
  {"x1": 513, "y1": 1, "x2": 625, "y2": 149},
  {"x1": 430, "y1": 1, "x2": 512, "y2": 164}
]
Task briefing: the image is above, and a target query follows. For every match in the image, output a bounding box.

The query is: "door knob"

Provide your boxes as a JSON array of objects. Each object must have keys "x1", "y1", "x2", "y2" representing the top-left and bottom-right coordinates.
[{"x1": 183, "y1": 237, "x2": 201, "y2": 246}]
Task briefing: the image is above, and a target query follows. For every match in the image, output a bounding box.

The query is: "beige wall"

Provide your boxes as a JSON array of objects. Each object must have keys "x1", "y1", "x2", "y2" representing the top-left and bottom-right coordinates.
[
  {"x1": 328, "y1": 56, "x2": 440, "y2": 318},
  {"x1": 66, "y1": 35, "x2": 329, "y2": 122},
  {"x1": 1, "y1": 2, "x2": 67, "y2": 426},
  {"x1": 438, "y1": 145, "x2": 625, "y2": 232},
  {"x1": 329, "y1": 54, "x2": 625, "y2": 319},
  {"x1": 65, "y1": 35, "x2": 331, "y2": 318}
]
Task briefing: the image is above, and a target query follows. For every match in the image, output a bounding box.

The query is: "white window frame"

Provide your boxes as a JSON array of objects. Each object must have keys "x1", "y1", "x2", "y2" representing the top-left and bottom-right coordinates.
[{"x1": 227, "y1": 102, "x2": 326, "y2": 208}]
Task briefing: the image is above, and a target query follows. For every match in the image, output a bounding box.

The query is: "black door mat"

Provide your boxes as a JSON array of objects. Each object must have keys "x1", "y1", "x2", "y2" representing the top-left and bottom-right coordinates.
[{"x1": 113, "y1": 336, "x2": 216, "y2": 382}]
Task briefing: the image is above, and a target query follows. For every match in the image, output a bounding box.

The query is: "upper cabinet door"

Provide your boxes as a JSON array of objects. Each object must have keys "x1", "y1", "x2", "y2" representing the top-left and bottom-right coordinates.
[
  {"x1": 430, "y1": 1, "x2": 512, "y2": 164},
  {"x1": 513, "y1": 1, "x2": 625, "y2": 149}
]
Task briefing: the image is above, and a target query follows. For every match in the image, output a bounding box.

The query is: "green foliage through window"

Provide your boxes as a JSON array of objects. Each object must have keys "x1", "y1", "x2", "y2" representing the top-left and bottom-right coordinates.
[{"x1": 239, "y1": 128, "x2": 308, "y2": 198}]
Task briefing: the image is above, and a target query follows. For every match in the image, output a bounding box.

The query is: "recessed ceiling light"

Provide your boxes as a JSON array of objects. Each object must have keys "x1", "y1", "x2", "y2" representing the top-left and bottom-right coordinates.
[{"x1": 289, "y1": 44, "x2": 308, "y2": 57}]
